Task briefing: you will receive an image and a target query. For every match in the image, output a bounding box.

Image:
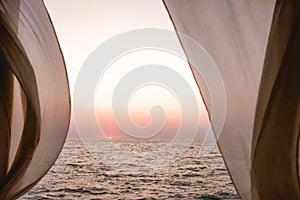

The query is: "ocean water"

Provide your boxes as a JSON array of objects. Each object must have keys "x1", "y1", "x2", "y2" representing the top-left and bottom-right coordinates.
[{"x1": 21, "y1": 140, "x2": 240, "y2": 200}]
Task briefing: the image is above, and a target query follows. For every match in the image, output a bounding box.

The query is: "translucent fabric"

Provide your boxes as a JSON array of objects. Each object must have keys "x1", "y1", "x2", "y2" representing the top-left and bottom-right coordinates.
[
  {"x1": 251, "y1": 1, "x2": 300, "y2": 199},
  {"x1": 163, "y1": 0, "x2": 300, "y2": 199},
  {"x1": 0, "y1": 0, "x2": 70, "y2": 199}
]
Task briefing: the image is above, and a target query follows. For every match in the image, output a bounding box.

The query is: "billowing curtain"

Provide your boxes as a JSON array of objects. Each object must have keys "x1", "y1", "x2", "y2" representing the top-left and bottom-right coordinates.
[
  {"x1": 163, "y1": 0, "x2": 300, "y2": 199},
  {"x1": 0, "y1": 0, "x2": 70, "y2": 199},
  {"x1": 251, "y1": 1, "x2": 300, "y2": 199}
]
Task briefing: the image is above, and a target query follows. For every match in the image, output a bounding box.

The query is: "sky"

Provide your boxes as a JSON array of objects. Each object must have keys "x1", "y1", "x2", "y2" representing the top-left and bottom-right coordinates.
[{"x1": 44, "y1": 0, "x2": 209, "y2": 139}]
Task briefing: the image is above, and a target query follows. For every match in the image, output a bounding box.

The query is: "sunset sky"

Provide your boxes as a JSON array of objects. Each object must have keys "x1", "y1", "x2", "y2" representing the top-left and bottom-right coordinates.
[{"x1": 44, "y1": 0, "x2": 210, "y2": 139}]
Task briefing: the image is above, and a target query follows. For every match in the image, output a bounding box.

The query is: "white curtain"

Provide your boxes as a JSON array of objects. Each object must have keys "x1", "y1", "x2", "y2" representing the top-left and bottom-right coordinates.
[
  {"x1": 163, "y1": 0, "x2": 300, "y2": 199},
  {"x1": 0, "y1": 0, "x2": 70, "y2": 199}
]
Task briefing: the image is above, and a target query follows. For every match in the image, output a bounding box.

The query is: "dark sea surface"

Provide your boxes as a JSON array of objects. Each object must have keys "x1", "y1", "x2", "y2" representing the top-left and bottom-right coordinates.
[{"x1": 21, "y1": 139, "x2": 240, "y2": 200}]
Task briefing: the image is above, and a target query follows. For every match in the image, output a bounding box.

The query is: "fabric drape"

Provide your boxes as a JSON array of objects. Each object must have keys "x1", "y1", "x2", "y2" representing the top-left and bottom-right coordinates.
[
  {"x1": 0, "y1": 0, "x2": 70, "y2": 199},
  {"x1": 163, "y1": 0, "x2": 300, "y2": 199}
]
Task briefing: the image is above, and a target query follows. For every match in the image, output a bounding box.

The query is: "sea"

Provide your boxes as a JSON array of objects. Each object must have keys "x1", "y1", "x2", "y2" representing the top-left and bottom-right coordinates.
[{"x1": 20, "y1": 139, "x2": 240, "y2": 200}]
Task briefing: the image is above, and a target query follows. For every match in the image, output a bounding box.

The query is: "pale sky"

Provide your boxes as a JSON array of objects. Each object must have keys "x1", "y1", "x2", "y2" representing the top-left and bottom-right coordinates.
[{"x1": 44, "y1": 0, "x2": 209, "y2": 139}]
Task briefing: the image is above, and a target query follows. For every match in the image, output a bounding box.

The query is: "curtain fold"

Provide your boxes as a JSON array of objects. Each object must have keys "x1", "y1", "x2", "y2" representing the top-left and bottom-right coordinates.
[
  {"x1": 0, "y1": 0, "x2": 70, "y2": 199},
  {"x1": 251, "y1": 1, "x2": 300, "y2": 198},
  {"x1": 163, "y1": 0, "x2": 299, "y2": 199}
]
